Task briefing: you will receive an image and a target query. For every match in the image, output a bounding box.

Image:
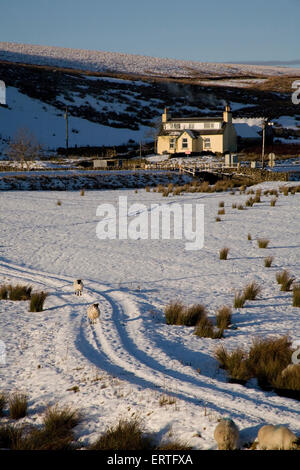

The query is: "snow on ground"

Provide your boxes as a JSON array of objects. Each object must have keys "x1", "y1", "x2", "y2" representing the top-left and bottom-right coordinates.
[
  {"x1": 0, "y1": 182, "x2": 299, "y2": 449},
  {"x1": 0, "y1": 86, "x2": 149, "y2": 154},
  {"x1": 1, "y1": 42, "x2": 300, "y2": 78}
]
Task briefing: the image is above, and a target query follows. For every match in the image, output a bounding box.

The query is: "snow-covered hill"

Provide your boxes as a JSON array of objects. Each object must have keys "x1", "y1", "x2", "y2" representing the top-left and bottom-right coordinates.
[{"x1": 1, "y1": 42, "x2": 300, "y2": 78}]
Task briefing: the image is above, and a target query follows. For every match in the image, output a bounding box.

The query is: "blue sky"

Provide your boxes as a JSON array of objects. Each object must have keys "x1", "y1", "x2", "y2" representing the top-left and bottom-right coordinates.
[{"x1": 0, "y1": 0, "x2": 299, "y2": 65}]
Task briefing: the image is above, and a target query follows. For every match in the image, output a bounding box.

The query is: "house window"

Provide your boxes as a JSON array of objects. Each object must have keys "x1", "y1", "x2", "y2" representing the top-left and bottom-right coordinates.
[
  {"x1": 204, "y1": 122, "x2": 214, "y2": 129},
  {"x1": 182, "y1": 138, "x2": 188, "y2": 149},
  {"x1": 170, "y1": 138, "x2": 176, "y2": 149},
  {"x1": 204, "y1": 138, "x2": 211, "y2": 149},
  {"x1": 170, "y1": 123, "x2": 180, "y2": 129},
  {"x1": 188, "y1": 123, "x2": 194, "y2": 129}
]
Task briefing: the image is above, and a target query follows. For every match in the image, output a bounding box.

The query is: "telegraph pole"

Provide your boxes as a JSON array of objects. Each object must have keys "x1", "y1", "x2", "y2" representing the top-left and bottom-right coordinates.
[
  {"x1": 261, "y1": 120, "x2": 266, "y2": 169},
  {"x1": 64, "y1": 106, "x2": 69, "y2": 152}
]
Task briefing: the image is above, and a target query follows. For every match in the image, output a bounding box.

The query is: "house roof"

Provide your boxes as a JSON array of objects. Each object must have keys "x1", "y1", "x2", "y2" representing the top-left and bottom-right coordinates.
[{"x1": 168, "y1": 116, "x2": 224, "y2": 122}]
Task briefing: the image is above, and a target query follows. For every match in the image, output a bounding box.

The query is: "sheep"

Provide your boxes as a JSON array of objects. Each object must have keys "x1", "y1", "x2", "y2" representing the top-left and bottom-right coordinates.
[
  {"x1": 214, "y1": 418, "x2": 239, "y2": 450},
  {"x1": 257, "y1": 424, "x2": 297, "y2": 450},
  {"x1": 74, "y1": 279, "x2": 83, "y2": 296},
  {"x1": 87, "y1": 303, "x2": 100, "y2": 325}
]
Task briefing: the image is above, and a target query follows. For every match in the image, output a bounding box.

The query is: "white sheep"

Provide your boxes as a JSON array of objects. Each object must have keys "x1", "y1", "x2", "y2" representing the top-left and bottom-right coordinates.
[
  {"x1": 257, "y1": 424, "x2": 297, "y2": 450},
  {"x1": 87, "y1": 303, "x2": 100, "y2": 324},
  {"x1": 214, "y1": 418, "x2": 239, "y2": 450},
  {"x1": 74, "y1": 279, "x2": 83, "y2": 296}
]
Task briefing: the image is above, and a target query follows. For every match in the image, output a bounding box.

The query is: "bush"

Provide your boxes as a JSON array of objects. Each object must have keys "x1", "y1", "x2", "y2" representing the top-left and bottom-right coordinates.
[
  {"x1": 9, "y1": 393, "x2": 28, "y2": 419},
  {"x1": 219, "y1": 247, "x2": 230, "y2": 260},
  {"x1": 257, "y1": 238, "x2": 270, "y2": 248},
  {"x1": 216, "y1": 306, "x2": 232, "y2": 329},
  {"x1": 89, "y1": 418, "x2": 154, "y2": 450},
  {"x1": 292, "y1": 284, "x2": 300, "y2": 307},
  {"x1": 264, "y1": 256, "x2": 274, "y2": 267},
  {"x1": 29, "y1": 291, "x2": 48, "y2": 312},
  {"x1": 194, "y1": 318, "x2": 223, "y2": 339},
  {"x1": 214, "y1": 346, "x2": 251, "y2": 383},
  {"x1": 276, "y1": 270, "x2": 295, "y2": 291},
  {"x1": 233, "y1": 292, "x2": 245, "y2": 308},
  {"x1": 243, "y1": 281, "x2": 262, "y2": 301}
]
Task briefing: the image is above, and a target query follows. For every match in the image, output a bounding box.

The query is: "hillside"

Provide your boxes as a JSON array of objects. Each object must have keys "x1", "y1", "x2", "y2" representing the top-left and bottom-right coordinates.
[{"x1": 0, "y1": 42, "x2": 300, "y2": 156}]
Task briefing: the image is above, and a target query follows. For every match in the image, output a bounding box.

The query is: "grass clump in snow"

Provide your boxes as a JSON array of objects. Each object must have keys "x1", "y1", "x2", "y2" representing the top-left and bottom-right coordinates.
[
  {"x1": 233, "y1": 292, "x2": 246, "y2": 308},
  {"x1": 215, "y1": 216, "x2": 221, "y2": 222},
  {"x1": 276, "y1": 270, "x2": 295, "y2": 291},
  {"x1": 237, "y1": 204, "x2": 244, "y2": 210},
  {"x1": 257, "y1": 238, "x2": 270, "y2": 248},
  {"x1": 216, "y1": 306, "x2": 232, "y2": 330},
  {"x1": 159, "y1": 394, "x2": 176, "y2": 407},
  {"x1": 89, "y1": 418, "x2": 154, "y2": 450},
  {"x1": 243, "y1": 281, "x2": 262, "y2": 301},
  {"x1": 214, "y1": 346, "x2": 251, "y2": 384},
  {"x1": 80, "y1": 188, "x2": 85, "y2": 196},
  {"x1": 0, "y1": 393, "x2": 7, "y2": 416},
  {"x1": 56, "y1": 200, "x2": 62, "y2": 206},
  {"x1": 1, "y1": 284, "x2": 33, "y2": 301},
  {"x1": 164, "y1": 302, "x2": 207, "y2": 326},
  {"x1": 264, "y1": 256, "x2": 274, "y2": 267},
  {"x1": 270, "y1": 198, "x2": 277, "y2": 206},
  {"x1": 29, "y1": 291, "x2": 48, "y2": 312},
  {"x1": 0, "y1": 424, "x2": 23, "y2": 450},
  {"x1": 232, "y1": 203, "x2": 237, "y2": 209},
  {"x1": 217, "y1": 208, "x2": 225, "y2": 215},
  {"x1": 247, "y1": 233, "x2": 252, "y2": 241},
  {"x1": 9, "y1": 393, "x2": 28, "y2": 420},
  {"x1": 43, "y1": 404, "x2": 81, "y2": 434},
  {"x1": 219, "y1": 247, "x2": 230, "y2": 260},
  {"x1": 218, "y1": 201, "x2": 225, "y2": 208},
  {"x1": 292, "y1": 284, "x2": 300, "y2": 307},
  {"x1": 194, "y1": 318, "x2": 224, "y2": 339}
]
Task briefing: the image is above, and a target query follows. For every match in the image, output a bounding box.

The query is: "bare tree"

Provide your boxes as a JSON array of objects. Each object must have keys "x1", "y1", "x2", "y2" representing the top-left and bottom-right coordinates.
[
  {"x1": 144, "y1": 117, "x2": 162, "y2": 154},
  {"x1": 6, "y1": 128, "x2": 43, "y2": 170}
]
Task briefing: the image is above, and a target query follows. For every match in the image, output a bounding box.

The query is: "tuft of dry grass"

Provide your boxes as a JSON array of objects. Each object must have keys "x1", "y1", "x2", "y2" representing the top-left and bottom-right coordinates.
[
  {"x1": 89, "y1": 418, "x2": 154, "y2": 450},
  {"x1": 292, "y1": 284, "x2": 300, "y2": 307},
  {"x1": 218, "y1": 201, "x2": 225, "y2": 208},
  {"x1": 159, "y1": 394, "x2": 176, "y2": 407},
  {"x1": 0, "y1": 393, "x2": 7, "y2": 416},
  {"x1": 43, "y1": 404, "x2": 81, "y2": 434},
  {"x1": 219, "y1": 247, "x2": 230, "y2": 260},
  {"x1": 2, "y1": 284, "x2": 32, "y2": 301},
  {"x1": 257, "y1": 238, "x2": 270, "y2": 248},
  {"x1": 80, "y1": 189, "x2": 85, "y2": 196},
  {"x1": 0, "y1": 424, "x2": 23, "y2": 450},
  {"x1": 247, "y1": 233, "x2": 252, "y2": 241},
  {"x1": 0, "y1": 285, "x2": 9, "y2": 300},
  {"x1": 232, "y1": 203, "x2": 237, "y2": 209},
  {"x1": 233, "y1": 292, "x2": 246, "y2": 308},
  {"x1": 270, "y1": 198, "x2": 277, "y2": 206},
  {"x1": 245, "y1": 197, "x2": 254, "y2": 207},
  {"x1": 264, "y1": 256, "x2": 274, "y2": 268},
  {"x1": 57, "y1": 200, "x2": 62, "y2": 206},
  {"x1": 164, "y1": 302, "x2": 207, "y2": 326},
  {"x1": 237, "y1": 204, "x2": 244, "y2": 210},
  {"x1": 29, "y1": 291, "x2": 48, "y2": 312},
  {"x1": 214, "y1": 346, "x2": 251, "y2": 383},
  {"x1": 243, "y1": 281, "x2": 262, "y2": 301},
  {"x1": 9, "y1": 393, "x2": 28, "y2": 420},
  {"x1": 194, "y1": 318, "x2": 223, "y2": 339},
  {"x1": 215, "y1": 216, "x2": 221, "y2": 222},
  {"x1": 276, "y1": 270, "x2": 295, "y2": 291},
  {"x1": 216, "y1": 306, "x2": 232, "y2": 330},
  {"x1": 218, "y1": 208, "x2": 225, "y2": 215}
]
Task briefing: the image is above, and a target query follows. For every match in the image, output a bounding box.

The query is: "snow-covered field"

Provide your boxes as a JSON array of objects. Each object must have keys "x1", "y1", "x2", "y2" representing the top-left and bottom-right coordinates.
[
  {"x1": 0, "y1": 182, "x2": 299, "y2": 449},
  {"x1": 1, "y1": 42, "x2": 300, "y2": 78}
]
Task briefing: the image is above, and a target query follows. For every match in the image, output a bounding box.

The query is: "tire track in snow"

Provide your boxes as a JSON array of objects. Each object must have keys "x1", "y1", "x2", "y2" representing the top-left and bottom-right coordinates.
[{"x1": 1, "y1": 261, "x2": 299, "y2": 430}]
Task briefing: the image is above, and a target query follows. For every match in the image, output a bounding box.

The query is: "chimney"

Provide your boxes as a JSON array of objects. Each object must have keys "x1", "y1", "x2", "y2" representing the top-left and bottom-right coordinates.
[
  {"x1": 223, "y1": 104, "x2": 232, "y2": 123},
  {"x1": 162, "y1": 107, "x2": 169, "y2": 123}
]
